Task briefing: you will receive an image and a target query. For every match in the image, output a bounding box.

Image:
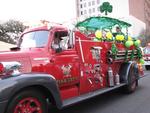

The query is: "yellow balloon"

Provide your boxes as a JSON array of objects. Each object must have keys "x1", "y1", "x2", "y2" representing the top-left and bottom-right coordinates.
[
  {"x1": 95, "y1": 30, "x2": 102, "y2": 39},
  {"x1": 128, "y1": 36, "x2": 132, "y2": 41},
  {"x1": 106, "y1": 32, "x2": 113, "y2": 40},
  {"x1": 120, "y1": 35, "x2": 125, "y2": 41},
  {"x1": 116, "y1": 35, "x2": 120, "y2": 41},
  {"x1": 116, "y1": 35, "x2": 124, "y2": 41}
]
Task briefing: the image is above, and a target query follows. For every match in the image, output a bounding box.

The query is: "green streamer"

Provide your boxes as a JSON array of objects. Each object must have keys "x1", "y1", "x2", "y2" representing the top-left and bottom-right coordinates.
[
  {"x1": 111, "y1": 43, "x2": 118, "y2": 59},
  {"x1": 130, "y1": 50, "x2": 134, "y2": 60}
]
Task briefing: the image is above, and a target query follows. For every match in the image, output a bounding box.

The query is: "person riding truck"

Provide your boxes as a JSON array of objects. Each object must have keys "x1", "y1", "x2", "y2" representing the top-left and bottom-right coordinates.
[
  {"x1": 52, "y1": 32, "x2": 69, "y2": 51},
  {"x1": 113, "y1": 26, "x2": 124, "y2": 37}
]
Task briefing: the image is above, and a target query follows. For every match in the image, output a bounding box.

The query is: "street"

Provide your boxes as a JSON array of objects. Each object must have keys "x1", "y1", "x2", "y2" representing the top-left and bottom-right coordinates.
[{"x1": 50, "y1": 71, "x2": 150, "y2": 113}]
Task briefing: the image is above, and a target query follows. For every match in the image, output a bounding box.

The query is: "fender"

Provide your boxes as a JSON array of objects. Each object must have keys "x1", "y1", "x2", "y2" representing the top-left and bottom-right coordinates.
[
  {"x1": 0, "y1": 73, "x2": 62, "y2": 111},
  {"x1": 119, "y1": 61, "x2": 139, "y2": 84}
]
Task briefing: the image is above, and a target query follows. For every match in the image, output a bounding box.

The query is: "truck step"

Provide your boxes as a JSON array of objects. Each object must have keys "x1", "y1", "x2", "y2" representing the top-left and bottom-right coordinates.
[{"x1": 62, "y1": 83, "x2": 126, "y2": 108}]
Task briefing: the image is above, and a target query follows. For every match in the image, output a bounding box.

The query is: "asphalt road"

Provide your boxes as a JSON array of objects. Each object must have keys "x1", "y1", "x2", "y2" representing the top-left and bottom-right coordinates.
[{"x1": 50, "y1": 71, "x2": 150, "y2": 113}]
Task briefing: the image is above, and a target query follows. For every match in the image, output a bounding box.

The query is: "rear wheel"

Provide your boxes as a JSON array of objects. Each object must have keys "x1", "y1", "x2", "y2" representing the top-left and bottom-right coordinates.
[
  {"x1": 123, "y1": 64, "x2": 138, "y2": 93},
  {"x1": 6, "y1": 89, "x2": 48, "y2": 113},
  {"x1": 145, "y1": 65, "x2": 150, "y2": 70}
]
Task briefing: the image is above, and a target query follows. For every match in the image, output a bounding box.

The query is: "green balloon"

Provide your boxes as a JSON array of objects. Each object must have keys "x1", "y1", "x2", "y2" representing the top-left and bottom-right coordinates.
[
  {"x1": 134, "y1": 40, "x2": 140, "y2": 47},
  {"x1": 140, "y1": 58, "x2": 144, "y2": 64},
  {"x1": 125, "y1": 41, "x2": 132, "y2": 48}
]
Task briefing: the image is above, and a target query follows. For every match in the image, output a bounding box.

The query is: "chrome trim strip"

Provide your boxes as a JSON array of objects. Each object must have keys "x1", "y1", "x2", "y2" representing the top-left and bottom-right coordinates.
[{"x1": 33, "y1": 58, "x2": 49, "y2": 61}]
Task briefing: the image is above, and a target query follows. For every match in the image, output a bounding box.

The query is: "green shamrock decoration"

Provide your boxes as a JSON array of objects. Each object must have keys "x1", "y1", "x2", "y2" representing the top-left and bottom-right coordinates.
[{"x1": 100, "y1": 2, "x2": 113, "y2": 15}]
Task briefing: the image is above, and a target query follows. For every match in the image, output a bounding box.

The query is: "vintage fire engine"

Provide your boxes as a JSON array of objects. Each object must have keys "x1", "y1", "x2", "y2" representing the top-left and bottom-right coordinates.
[{"x1": 0, "y1": 17, "x2": 144, "y2": 113}]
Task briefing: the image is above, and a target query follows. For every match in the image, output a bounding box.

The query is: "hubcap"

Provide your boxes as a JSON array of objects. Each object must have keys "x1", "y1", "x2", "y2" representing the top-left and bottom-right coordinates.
[
  {"x1": 130, "y1": 70, "x2": 136, "y2": 90},
  {"x1": 14, "y1": 97, "x2": 42, "y2": 113}
]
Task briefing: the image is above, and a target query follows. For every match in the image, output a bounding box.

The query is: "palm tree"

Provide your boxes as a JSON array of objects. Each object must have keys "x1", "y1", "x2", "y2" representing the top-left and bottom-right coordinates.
[{"x1": 100, "y1": 2, "x2": 113, "y2": 15}]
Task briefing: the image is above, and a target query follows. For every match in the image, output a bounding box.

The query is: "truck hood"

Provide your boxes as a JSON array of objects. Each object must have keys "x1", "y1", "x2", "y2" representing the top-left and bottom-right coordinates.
[{"x1": 0, "y1": 50, "x2": 31, "y2": 73}]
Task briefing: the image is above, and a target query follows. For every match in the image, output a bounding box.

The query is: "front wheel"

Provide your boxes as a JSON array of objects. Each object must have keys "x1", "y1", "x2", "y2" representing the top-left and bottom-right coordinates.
[{"x1": 6, "y1": 89, "x2": 48, "y2": 113}]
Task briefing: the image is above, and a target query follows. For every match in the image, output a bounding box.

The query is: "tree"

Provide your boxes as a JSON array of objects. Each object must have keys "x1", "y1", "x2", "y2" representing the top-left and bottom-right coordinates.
[
  {"x1": 100, "y1": 2, "x2": 113, "y2": 16},
  {"x1": 0, "y1": 20, "x2": 26, "y2": 44}
]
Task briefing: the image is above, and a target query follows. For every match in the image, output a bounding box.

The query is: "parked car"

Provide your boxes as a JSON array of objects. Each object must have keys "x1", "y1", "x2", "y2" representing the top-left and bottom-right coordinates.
[{"x1": 143, "y1": 46, "x2": 150, "y2": 70}]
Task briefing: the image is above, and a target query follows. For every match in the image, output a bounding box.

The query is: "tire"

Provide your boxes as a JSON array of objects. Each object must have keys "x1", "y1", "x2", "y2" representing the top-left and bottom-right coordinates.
[
  {"x1": 123, "y1": 64, "x2": 138, "y2": 93},
  {"x1": 6, "y1": 89, "x2": 48, "y2": 113},
  {"x1": 145, "y1": 65, "x2": 150, "y2": 70}
]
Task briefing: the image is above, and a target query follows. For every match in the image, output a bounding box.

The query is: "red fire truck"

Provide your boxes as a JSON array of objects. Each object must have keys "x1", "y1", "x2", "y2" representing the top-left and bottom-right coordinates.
[{"x1": 0, "y1": 17, "x2": 144, "y2": 113}]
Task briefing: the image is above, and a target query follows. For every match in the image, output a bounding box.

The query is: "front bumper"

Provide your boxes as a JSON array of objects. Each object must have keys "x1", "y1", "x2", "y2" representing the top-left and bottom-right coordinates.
[{"x1": 0, "y1": 100, "x2": 8, "y2": 113}]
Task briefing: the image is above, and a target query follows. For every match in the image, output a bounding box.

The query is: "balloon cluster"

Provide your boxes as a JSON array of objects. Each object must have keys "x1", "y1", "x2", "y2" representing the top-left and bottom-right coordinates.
[
  {"x1": 94, "y1": 30, "x2": 141, "y2": 49},
  {"x1": 125, "y1": 39, "x2": 141, "y2": 48}
]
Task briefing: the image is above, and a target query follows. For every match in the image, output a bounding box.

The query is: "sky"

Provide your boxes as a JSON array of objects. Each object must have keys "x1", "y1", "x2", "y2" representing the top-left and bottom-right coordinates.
[{"x1": 0, "y1": 0, "x2": 76, "y2": 23}]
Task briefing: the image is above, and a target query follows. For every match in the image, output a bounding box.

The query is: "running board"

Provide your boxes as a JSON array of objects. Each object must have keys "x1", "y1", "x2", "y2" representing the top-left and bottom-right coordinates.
[{"x1": 62, "y1": 83, "x2": 126, "y2": 108}]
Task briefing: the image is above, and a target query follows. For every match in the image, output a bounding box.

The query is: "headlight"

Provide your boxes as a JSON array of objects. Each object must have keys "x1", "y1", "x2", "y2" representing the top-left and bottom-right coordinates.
[{"x1": 0, "y1": 61, "x2": 21, "y2": 76}]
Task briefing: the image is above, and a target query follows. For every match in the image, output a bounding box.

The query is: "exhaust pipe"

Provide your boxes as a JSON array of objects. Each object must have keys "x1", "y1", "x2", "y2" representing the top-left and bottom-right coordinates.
[{"x1": 107, "y1": 58, "x2": 113, "y2": 64}]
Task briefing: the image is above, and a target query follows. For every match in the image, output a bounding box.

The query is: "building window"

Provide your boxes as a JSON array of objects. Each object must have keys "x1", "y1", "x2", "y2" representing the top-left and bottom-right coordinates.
[
  {"x1": 93, "y1": 8, "x2": 95, "y2": 13},
  {"x1": 80, "y1": 0, "x2": 82, "y2": 2},
  {"x1": 97, "y1": 0, "x2": 100, "y2": 4},
  {"x1": 89, "y1": 9, "x2": 92, "y2": 14},
  {"x1": 88, "y1": 2, "x2": 91, "y2": 6},
  {"x1": 97, "y1": 7, "x2": 100, "y2": 11},
  {"x1": 80, "y1": 4, "x2": 83, "y2": 8},
  {"x1": 84, "y1": 3, "x2": 86, "y2": 7},
  {"x1": 81, "y1": 11, "x2": 83, "y2": 15},
  {"x1": 84, "y1": 10, "x2": 87, "y2": 14},
  {"x1": 92, "y1": 1, "x2": 95, "y2": 5}
]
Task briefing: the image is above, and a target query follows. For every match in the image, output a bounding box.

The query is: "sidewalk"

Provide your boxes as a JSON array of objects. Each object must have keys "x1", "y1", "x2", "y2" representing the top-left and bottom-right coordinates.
[{"x1": 0, "y1": 41, "x2": 15, "y2": 51}]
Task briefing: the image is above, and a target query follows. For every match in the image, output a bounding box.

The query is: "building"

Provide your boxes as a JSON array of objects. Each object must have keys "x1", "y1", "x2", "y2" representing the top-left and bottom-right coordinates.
[
  {"x1": 76, "y1": 0, "x2": 101, "y2": 18},
  {"x1": 76, "y1": 0, "x2": 150, "y2": 41},
  {"x1": 144, "y1": 0, "x2": 150, "y2": 40}
]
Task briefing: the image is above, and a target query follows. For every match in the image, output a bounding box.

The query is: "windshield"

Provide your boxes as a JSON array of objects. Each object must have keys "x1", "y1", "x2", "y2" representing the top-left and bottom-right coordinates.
[
  {"x1": 144, "y1": 47, "x2": 150, "y2": 54},
  {"x1": 20, "y1": 30, "x2": 49, "y2": 48}
]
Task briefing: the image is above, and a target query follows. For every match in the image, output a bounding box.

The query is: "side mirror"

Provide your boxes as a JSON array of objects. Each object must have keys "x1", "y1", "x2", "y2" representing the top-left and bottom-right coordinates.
[{"x1": 10, "y1": 47, "x2": 20, "y2": 51}]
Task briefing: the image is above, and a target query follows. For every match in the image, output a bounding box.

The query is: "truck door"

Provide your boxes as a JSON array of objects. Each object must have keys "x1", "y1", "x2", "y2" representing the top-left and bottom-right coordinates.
[
  {"x1": 49, "y1": 30, "x2": 80, "y2": 91},
  {"x1": 75, "y1": 35, "x2": 105, "y2": 94}
]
